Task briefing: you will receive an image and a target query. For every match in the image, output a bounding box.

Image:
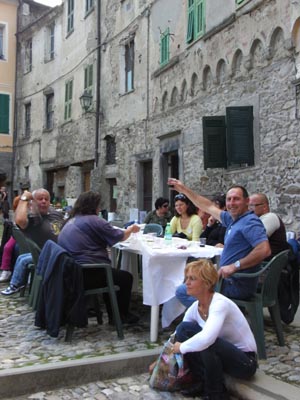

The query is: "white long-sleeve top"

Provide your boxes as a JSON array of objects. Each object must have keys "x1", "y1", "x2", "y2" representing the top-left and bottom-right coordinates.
[{"x1": 179, "y1": 292, "x2": 257, "y2": 355}]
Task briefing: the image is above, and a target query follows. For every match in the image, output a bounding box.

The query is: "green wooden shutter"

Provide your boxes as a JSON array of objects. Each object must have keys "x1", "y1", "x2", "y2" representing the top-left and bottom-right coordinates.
[
  {"x1": 226, "y1": 106, "x2": 254, "y2": 167},
  {"x1": 160, "y1": 28, "x2": 169, "y2": 66},
  {"x1": 0, "y1": 94, "x2": 9, "y2": 133},
  {"x1": 186, "y1": 0, "x2": 194, "y2": 43},
  {"x1": 195, "y1": 0, "x2": 205, "y2": 38},
  {"x1": 203, "y1": 116, "x2": 227, "y2": 169}
]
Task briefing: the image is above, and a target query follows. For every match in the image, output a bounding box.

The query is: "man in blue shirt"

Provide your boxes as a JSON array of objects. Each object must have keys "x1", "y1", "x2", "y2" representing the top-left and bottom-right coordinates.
[{"x1": 168, "y1": 179, "x2": 271, "y2": 307}]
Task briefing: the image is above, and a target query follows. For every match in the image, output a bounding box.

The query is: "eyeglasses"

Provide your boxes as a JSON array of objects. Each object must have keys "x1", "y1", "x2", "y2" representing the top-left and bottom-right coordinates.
[
  {"x1": 174, "y1": 194, "x2": 187, "y2": 201},
  {"x1": 162, "y1": 204, "x2": 169, "y2": 208},
  {"x1": 248, "y1": 203, "x2": 264, "y2": 208}
]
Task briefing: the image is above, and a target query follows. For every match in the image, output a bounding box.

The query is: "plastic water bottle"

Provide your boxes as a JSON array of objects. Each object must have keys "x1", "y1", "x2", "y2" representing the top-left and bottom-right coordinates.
[{"x1": 164, "y1": 223, "x2": 172, "y2": 246}]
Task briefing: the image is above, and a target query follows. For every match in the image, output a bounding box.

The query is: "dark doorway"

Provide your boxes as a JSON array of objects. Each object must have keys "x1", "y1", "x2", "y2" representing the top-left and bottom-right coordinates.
[
  {"x1": 142, "y1": 160, "x2": 152, "y2": 212},
  {"x1": 161, "y1": 151, "x2": 179, "y2": 207}
]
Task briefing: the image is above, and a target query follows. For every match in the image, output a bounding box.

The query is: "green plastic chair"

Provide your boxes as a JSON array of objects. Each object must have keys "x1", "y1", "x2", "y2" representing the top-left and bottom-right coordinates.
[
  {"x1": 231, "y1": 250, "x2": 289, "y2": 359},
  {"x1": 65, "y1": 262, "x2": 124, "y2": 341}
]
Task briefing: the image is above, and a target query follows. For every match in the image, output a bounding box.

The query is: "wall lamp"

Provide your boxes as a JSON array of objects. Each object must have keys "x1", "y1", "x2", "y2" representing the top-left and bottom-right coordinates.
[{"x1": 79, "y1": 90, "x2": 93, "y2": 112}]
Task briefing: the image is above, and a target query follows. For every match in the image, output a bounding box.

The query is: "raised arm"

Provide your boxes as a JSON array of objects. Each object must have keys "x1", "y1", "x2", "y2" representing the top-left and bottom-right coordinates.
[
  {"x1": 14, "y1": 190, "x2": 33, "y2": 229},
  {"x1": 168, "y1": 178, "x2": 222, "y2": 222}
]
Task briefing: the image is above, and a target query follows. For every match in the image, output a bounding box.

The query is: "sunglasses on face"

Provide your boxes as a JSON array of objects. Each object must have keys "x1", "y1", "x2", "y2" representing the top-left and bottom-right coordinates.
[
  {"x1": 162, "y1": 204, "x2": 169, "y2": 208},
  {"x1": 174, "y1": 193, "x2": 187, "y2": 201}
]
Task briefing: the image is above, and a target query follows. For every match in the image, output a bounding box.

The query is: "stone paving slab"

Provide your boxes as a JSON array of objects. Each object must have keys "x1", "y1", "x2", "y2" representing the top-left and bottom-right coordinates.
[{"x1": 0, "y1": 278, "x2": 300, "y2": 399}]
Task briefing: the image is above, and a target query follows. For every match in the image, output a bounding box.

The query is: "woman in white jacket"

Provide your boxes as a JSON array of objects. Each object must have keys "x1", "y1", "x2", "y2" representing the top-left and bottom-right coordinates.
[{"x1": 172, "y1": 259, "x2": 257, "y2": 400}]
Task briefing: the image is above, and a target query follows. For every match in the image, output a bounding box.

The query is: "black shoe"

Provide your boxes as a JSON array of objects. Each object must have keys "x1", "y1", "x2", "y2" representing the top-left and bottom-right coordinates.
[
  {"x1": 87, "y1": 309, "x2": 103, "y2": 324},
  {"x1": 121, "y1": 312, "x2": 139, "y2": 324},
  {"x1": 180, "y1": 382, "x2": 204, "y2": 398},
  {"x1": 202, "y1": 389, "x2": 230, "y2": 400},
  {"x1": 109, "y1": 312, "x2": 139, "y2": 325}
]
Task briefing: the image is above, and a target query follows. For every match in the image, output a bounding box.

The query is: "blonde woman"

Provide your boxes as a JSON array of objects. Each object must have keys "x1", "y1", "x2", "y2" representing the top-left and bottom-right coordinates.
[{"x1": 172, "y1": 259, "x2": 257, "y2": 399}]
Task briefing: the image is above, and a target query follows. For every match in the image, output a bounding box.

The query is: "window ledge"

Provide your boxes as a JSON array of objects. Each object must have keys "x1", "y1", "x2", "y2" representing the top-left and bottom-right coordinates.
[
  {"x1": 119, "y1": 89, "x2": 135, "y2": 97},
  {"x1": 43, "y1": 127, "x2": 54, "y2": 133},
  {"x1": 44, "y1": 57, "x2": 54, "y2": 64},
  {"x1": 84, "y1": 7, "x2": 94, "y2": 19},
  {"x1": 61, "y1": 119, "x2": 73, "y2": 127},
  {"x1": 152, "y1": 55, "x2": 179, "y2": 79},
  {"x1": 66, "y1": 29, "x2": 74, "y2": 39}
]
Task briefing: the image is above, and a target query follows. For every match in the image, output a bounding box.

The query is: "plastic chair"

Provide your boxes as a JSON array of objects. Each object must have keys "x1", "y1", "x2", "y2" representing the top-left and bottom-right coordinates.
[
  {"x1": 230, "y1": 250, "x2": 289, "y2": 359},
  {"x1": 143, "y1": 223, "x2": 163, "y2": 237},
  {"x1": 25, "y1": 239, "x2": 42, "y2": 309},
  {"x1": 65, "y1": 262, "x2": 124, "y2": 341}
]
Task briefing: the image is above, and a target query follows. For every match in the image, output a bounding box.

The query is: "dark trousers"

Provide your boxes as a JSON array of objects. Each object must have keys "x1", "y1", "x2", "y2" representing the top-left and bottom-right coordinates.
[
  {"x1": 176, "y1": 321, "x2": 257, "y2": 395},
  {"x1": 83, "y1": 268, "x2": 133, "y2": 317}
]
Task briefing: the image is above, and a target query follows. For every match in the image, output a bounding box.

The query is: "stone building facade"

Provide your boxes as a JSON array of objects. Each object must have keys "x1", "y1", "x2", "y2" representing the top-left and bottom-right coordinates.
[{"x1": 13, "y1": 0, "x2": 300, "y2": 232}]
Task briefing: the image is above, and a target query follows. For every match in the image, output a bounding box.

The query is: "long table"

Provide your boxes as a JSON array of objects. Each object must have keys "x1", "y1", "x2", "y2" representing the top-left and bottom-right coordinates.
[{"x1": 114, "y1": 235, "x2": 223, "y2": 341}]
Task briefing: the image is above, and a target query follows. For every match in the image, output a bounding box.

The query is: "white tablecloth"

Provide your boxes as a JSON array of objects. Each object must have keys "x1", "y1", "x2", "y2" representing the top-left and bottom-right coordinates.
[{"x1": 117, "y1": 237, "x2": 223, "y2": 328}]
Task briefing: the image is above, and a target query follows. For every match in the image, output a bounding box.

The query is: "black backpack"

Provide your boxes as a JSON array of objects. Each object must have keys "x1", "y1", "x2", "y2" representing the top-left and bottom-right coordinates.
[{"x1": 278, "y1": 245, "x2": 300, "y2": 324}]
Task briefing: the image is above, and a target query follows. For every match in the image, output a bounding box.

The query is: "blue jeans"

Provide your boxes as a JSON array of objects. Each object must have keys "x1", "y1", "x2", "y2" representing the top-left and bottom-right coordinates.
[
  {"x1": 176, "y1": 321, "x2": 257, "y2": 395},
  {"x1": 10, "y1": 253, "x2": 32, "y2": 288}
]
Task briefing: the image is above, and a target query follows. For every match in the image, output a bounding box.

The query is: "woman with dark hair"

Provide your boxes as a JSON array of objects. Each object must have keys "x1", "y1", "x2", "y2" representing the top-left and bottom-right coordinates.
[
  {"x1": 58, "y1": 191, "x2": 140, "y2": 324},
  {"x1": 170, "y1": 193, "x2": 202, "y2": 241}
]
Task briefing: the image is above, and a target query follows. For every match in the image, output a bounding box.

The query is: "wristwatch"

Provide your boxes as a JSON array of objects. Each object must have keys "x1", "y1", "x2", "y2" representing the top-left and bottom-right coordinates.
[
  {"x1": 234, "y1": 260, "x2": 241, "y2": 269},
  {"x1": 20, "y1": 194, "x2": 29, "y2": 201}
]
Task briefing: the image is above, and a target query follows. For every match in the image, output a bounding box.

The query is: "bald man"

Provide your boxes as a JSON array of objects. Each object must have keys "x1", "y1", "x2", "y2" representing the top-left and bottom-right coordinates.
[{"x1": 249, "y1": 193, "x2": 289, "y2": 259}]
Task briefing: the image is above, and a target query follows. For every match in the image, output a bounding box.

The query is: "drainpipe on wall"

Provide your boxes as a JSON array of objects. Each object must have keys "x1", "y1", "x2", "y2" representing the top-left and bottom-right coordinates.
[{"x1": 95, "y1": 0, "x2": 101, "y2": 167}]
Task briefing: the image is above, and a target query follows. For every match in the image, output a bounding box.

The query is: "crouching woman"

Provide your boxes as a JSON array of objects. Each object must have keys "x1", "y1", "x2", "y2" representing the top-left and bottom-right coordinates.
[{"x1": 172, "y1": 259, "x2": 257, "y2": 400}]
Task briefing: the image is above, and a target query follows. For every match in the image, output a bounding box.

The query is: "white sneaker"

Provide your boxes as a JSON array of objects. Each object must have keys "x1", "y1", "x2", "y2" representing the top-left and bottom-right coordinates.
[{"x1": 0, "y1": 270, "x2": 12, "y2": 283}]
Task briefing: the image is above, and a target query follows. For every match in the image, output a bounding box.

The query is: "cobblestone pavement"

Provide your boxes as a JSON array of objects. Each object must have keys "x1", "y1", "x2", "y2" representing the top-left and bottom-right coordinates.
[{"x1": 0, "y1": 278, "x2": 300, "y2": 399}]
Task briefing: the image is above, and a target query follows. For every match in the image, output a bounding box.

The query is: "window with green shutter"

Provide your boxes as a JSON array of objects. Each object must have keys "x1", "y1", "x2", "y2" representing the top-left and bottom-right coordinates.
[
  {"x1": 187, "y1": 0, "x2": 205, "y2": 43},
  {"x1": 160, "y1": 28, "x2": 170, "y2": 66},
  {"x1": 0, "y1": 94, "x2": 9, "y2": 134},
  {"x1": 226, "y1": 106, "x2": 254, "y2": 167},
  {"x1": 64, "y1": 79, "x2": 73, "y2": 121},
  {"x1": 67, "y1": 0, "x2": 74, "y2": 34},
  {"x1": 203, "y1": 106, "x2": 254, "y2": 169}
]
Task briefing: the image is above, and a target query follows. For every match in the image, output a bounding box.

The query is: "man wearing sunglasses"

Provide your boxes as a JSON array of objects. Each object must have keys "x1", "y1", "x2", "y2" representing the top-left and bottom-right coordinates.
[
  {"x1": 168, "y1": 178, "x2": 271, "y2": 304},
  {"x1": 143, "y1": 197, "x2": 172, "y2": 232}
]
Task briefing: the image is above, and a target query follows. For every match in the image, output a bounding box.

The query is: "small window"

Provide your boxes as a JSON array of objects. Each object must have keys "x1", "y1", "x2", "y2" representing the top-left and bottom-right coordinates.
[
  {"x1": 25, "y1": 39, "x2": 32, "y2": 73},
  {"x1": 0, "y1": 94, "x2": 9, "y2": 133},
  {"x1": 25, "y1": 103, "x2": 31, "y2": 137},
  {"x1": 105, "y1": 135, "x2": 116, "y2": 165},
  {"x1": 125, "y1": 40, "x2": 134, "y2": 92},
  {"x1": 160, "y1": 28, "x2": 170, "y2": 66},
  {"x1": 64, "y1": 79, "x2": 73, "y2": 121},
  {"x1": 186, "y1": 0, "x2": 205, "y2": 44},
  {"x1": 85, "y1": 0, "x2": 94, "y2": 14},
  {"x1": 45, "y1": 93, "x2": 54, "y2": 130},
  {"x1": 84, "y1": 64, "x2": 93, "y2": 95},
  {"x1": 49, "y1": 23, "x2": 55, "y2": 60},
  {"x1": 67, "y1": 0, "x2": 74, "y2": 34},
  {"x1": 203, "y1": 106, "x2": 254, "y2": 169},
  {"x1": 0, "y1": 24, "x2": 6, "y2": 60}
]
